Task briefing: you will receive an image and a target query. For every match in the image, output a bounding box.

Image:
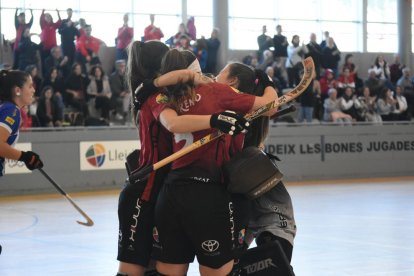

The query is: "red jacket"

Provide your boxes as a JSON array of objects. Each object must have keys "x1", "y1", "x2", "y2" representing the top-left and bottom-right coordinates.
[
  {"x1": 117, "y1": 26, "x2": 134, "y2": 49},
  {"x1": 40, "y1": 11, "x2": 61, "y2": 50},
  {"x1": 143, "y1": 25, "x2": 163, "y2": 41},
  {"x1": 76, "y1": 35, "x2": 101, "y2": 57}
]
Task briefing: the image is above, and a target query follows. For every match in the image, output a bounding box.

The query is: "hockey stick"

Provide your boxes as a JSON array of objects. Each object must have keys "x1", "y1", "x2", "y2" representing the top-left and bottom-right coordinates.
[
  {"x1": 38, "y1": 168, "x2": 94, "y2": 227},
  {"x1": 270, "y1": 104, "x2": 296, "y2": 120},
  {"x1": 130, "y1": 57, "x2": 314, "y2": 181}
]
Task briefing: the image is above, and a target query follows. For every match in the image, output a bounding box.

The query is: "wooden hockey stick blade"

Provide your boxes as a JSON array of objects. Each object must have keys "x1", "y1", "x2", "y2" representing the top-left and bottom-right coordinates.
[
  {"x1": 270, "y1": 104, "x2": 296, "y2": 120},
  {"x1": 38, "y1": 168, "x2": 94, "y2": 227},
  {"x1": 132, "y1": 57, "x2": 315, "y2": 178}
]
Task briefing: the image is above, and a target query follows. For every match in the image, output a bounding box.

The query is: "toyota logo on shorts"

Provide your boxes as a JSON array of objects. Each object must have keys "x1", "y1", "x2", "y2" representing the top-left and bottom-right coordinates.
[{"x1": 201, "y1": 240, "x2": 220, "y2": 252}]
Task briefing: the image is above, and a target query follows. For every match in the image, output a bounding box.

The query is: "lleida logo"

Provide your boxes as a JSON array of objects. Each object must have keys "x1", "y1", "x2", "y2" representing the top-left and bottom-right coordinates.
[
  {"x1": 85, "y1": 143, "x2": 106, "y2": 167},
  {"x1": 80, "y1": 140, "x2": 139, "y2": 171}
]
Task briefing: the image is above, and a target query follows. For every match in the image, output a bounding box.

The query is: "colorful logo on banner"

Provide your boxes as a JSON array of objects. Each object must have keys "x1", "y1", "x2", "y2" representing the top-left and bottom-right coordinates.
[
  {"x1": 80, "y1": 140, "x2": 140, "y2": 171},
  {"x1": 85, "y1": 144, "x2": 106, "y2": 167}
]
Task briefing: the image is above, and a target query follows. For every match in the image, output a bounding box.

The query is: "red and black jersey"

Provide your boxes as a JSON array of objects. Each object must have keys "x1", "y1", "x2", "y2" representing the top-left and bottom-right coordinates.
[
  {"x1": 137, "y1": 93, "x2": 172, "y2": 170},
  {"x1": 170, "y1": 82, "x2": 255, "y2": 175}
]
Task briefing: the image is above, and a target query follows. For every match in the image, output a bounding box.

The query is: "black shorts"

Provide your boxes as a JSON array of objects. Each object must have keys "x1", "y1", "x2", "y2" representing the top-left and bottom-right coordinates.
[
  {"x1": 153, "y1": 170, "x2": 235, "y2": 269},
  {"x1": 117, "y1": 180, "x2": 155, "y2": 267}
]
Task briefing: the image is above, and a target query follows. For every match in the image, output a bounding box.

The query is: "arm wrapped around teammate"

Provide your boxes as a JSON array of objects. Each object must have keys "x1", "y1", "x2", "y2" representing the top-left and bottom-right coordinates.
[
  {"x1": 210, "y1": 110, "x2": 250, "y2": 135},
  {"x1": 19, "y1": 151, "x2": 44, "y2": 170}
]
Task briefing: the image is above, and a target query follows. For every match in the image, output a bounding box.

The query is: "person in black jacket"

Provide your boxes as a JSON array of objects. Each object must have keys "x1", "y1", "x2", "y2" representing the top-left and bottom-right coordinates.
[
  {"x1": 17, "y1": 28, "x2": 40, "y2": 71},
  {"x1": 306, "y1": 33, "x2": 322, "y2": 79},
  {"x1": 58, "y1": 8, "x2": 80, "y2": 66},
  {"x1": 322, "y1": 37, "x2": 341, "y2": 77}
]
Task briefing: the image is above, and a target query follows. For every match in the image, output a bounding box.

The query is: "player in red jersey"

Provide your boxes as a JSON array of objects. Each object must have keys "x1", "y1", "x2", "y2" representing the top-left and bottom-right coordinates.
[
  {"x1": 117, "y1": 41, "x2": 248, "y2": 276},
  {"x1": 151, "y1": 49, "x2": 278, "y2": 276}
]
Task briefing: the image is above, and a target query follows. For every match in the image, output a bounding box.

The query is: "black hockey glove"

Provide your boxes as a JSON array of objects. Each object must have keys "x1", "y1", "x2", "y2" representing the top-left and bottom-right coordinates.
[
  {"x1": 133, "y1": 79, "x2": 158, "y2": 110},
  {"x1": 19, "y1": 151, "x2": 44, "y2": 170},
  {"x1": 255, "y1": 69, "x2": 274, "y2": 88},
  {"x1": 210, "y1": 110, "x2": 249, "y2": 135}
]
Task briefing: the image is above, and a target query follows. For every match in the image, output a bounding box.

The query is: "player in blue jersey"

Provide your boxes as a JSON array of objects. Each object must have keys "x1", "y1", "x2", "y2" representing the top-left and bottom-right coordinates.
[{"x1": 0, "y1": 70, "x2": 43, "y2": 177}]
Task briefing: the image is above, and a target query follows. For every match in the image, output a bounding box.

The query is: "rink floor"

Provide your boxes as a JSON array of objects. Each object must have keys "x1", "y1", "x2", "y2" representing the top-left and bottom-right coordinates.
[{"x1": 1, "y1": 178, "x2": 414, "y2": 276}]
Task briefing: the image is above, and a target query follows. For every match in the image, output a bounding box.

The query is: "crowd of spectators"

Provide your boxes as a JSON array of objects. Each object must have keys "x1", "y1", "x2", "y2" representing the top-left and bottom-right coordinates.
[
  {"x1": 2, "y1": 8, "x2": 221, "y2": 128},
  {"x1": 247, "y1": 25, "x2": 414, "y2": 124},
  {"x1": 2, "y1": 9, "x2": 413, "y2": 128}
]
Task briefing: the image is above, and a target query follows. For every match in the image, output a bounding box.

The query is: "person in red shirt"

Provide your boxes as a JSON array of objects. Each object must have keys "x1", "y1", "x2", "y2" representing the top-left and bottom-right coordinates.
[
  {"x1": 319, "y1": 68, "x2": 337, "y2": 98},
  {"x1": 143, "y1": 14, "x2": 164, "y2": 42},
  {"x1": 13, "y1": 8, "x2": 33, "y2": 70},
  {"x1": 152, "y1": 49, "x2": 277, "y2": 276},
  {"x1": 116, "y1": 13, "x2": 134, "y2": 61},
  {"x1": 75, "y1": 25, "x2": 102, "y2": 73},
  {"x1": 39, "y1": 9, "x2": 62, "y2": 69}
]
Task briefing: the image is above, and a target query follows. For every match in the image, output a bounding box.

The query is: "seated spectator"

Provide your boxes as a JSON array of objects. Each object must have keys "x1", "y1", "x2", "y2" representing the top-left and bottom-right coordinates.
[
  {"x1": 365, "y1": 68, "x2": 385, "y2": 97},
  {"x1": 372, "y1": 55, "x2": 390, "y2": 81},
  {"x1": 75, "y1": 24, "x2": 102, "y2": 73},
  {"x1": 339, "y1": 87, "x2": 362, "y2": 121},
  {"x1": 25, "y1": 65, "x2": 42, "y2": 99},
  {"x1": 342, "y1": 53, "x2": 364, "y2": 95},
  {"x1": 265, "y1": 66, "x2": 285, "y2": 97},
  {"x1": 377, "y1": 87, "x2": 397, "y2": 121},
  {"x1": 373, "y1": 55, "x2": 395, "y2": 90},
  {"x1": 389, "y1": 54, "x2": 405, "y2": 85},
  {"x1": 323, "y1": 88, "x2": 352, "y2": 124},
  {"x1": 109, "y1": 59, "x2": 130, "y2": 122},
  {"x1": 87, "y1": 65, "x2": 112, "y2": 122},
  {"x1": 342, "y1": 54, "x2": 358, "y2": 78},
  {"x1": 20, "y1": 106, "x2": 33, "y2": 129},
  {"x1": 36, "y1": 86, "x2": 63, "y2": 127},
  {"x1": 41, "y1": 67, "x2": 65, "y2": 118},
  {"x1": 337, "y1": 68, "x2": 355, "y2": 96},
  {"x1": 397, "y1": 67, "x2": 414, "y2": 118},
  {"x1": 242, "y1": 53, "x2": 258, "y2": 68},
  {"x1": 44, "y1": 46, "x2": 69, "y2": 79},
  {"x1": 64, "y1": 62, "x2": 90, "y2": 119},
  {"x1": 357, "y1": 87, "x2": 382, "y2": 123},
  {"x1": 319, "y1": 68, "x2": 337, "y2": 99},
  {"x1": 17, "y1": 28, "x2": 40, "y2": 71},
  {"x1": 257, "y1": 49, "x2": 275, "y2": 70},
  {"x1": 392, "y1": 85, "x2": 409, "y2": 121}
]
